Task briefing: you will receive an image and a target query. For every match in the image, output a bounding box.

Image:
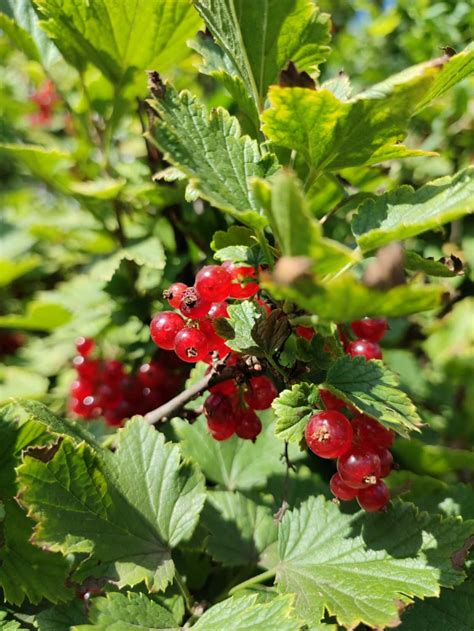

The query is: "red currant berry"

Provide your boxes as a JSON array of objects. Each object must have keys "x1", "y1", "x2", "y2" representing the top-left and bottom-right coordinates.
[
  {"x1": 72, "y1": 356, "x2": 101, "y2": 381},
  {"x1": 223, "y1": 262, "x2": 259, "y2": 299},
  {"x1": 255, "y1": 297, "x2": 271, "y2": 316},
  {"x1": 203, "y1": 392, "x2": 235, "y2": 424},
  {"x1": 352, "y1": 414, "x2": 395, "y2": 450},
  {"x1": 179, "y1": 287, "x2": 212, "y2": 319},
  {"x1": 208, "y1": 301, "x2": 229, "y2": 319},
  {"x1": 195, "y1": 265, "x2": 232, "y2": 302},
  {"x1": 174, "y1": 327, "x2": 210, "y2": 362},
  {"x1": 378, "y1": 448, "x2": 394, "y2": 478},
  {"x1": 351, "y1": 318, "x2": 388, "y2": 343},
  {"x1": 235, "y1": 408, "x2": 262, "y2": 440},
  {"x1": 75, "y1": 336, "x2": 95, "y2": 357},
  {"x1": 209, "y1": 379, "x2": 237, "y2": 397},
  {"x1": 150, "y1": 312, "x2": 185, "y2": 350},
  {"x1": 296, "y1": 326, "x2": 314, "y2": 341},
  {"x1": 337, "y1": 448, "x2": 382, "y2": 489},
  {"x1": 138, "y1": 362, "x2": 167, "y2": 388},
  {"x1": 103, "y1": 359, "x2": 126, "y2": 383},
  {"x1": 163, "y1": 282, "x2": 188, "y2": 309},
  {"x1": 209, "y1": 421, "x2": 236, "y2": 441},
  {"x1": 304, "y1": 411, "x2": 353, "y2": 459},
  {"x1": 244, "y1": 376, "x2": 278, "y2": 410},
  {"x1": 79, "y1": 395, "x2": 101, "y2": 419},
  {"x1": 330, "y1": 473, "x2": 359, "y2": 501},
  {"x1": 70, "y1": 379, "x2": 94, "y2": 400},
  {"x1": 319, "y1": 388, "x2": 346, "y2": 411},
  {"x1": 347, "y1": 339, "x2": 382, "y2": 361},
  {"x1": 357, "y1": 480, "x2": 390, "y2": 512},
  {"x1": 96, "y1": 383, "x2": 122, "y2": 409}
]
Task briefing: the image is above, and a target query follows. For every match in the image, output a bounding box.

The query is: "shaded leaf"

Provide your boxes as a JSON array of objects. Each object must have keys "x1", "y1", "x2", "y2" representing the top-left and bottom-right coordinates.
[{"x1": 272, "y1": 383, "x2": 319, "y2": 443}]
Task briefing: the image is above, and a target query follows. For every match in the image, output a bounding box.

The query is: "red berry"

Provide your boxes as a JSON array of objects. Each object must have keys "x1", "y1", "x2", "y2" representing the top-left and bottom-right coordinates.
[
  {"x1": 209, "y1": 421, "x2": 236, "y2": 441},
  {"x1": 208, "y1": 302, "x2": 229, "y2": 319},
  {"x1": 244, "y1": 376, "x2": 278, "y2": 410},
  {"x1": 72, "y1": 356, "x2": 101, "y2": 381},
  {"x1": 195, "y1": 265, "x2": 232, "y2": 302},
  {"x1": 203, "y1": 392, "x2": 235, "y2": 425},
  {"x1": 235, "y1": 408, "x2": 262, "y2": 440},
  {"x1": 70, "y1": 379, "x2": 94, "y2": 400},
  {"x1": 75, "y1": 336, "x2": 95, "y2": 357},
  {"x1": 357, "y1": 480, "x2": 390, "y2": 512},
  {"x1": 103, "y1": 359, "x2": 125, "y2": 383},
  {"x1": 296, "y1": 326, "x2": 314, "y2": 341},
  {"x1": 223, "y1": 262, "x2": 259, "y2": 299},
  {"x1": 179, "y1": 287, "x2": 212, "y2": 319},
  {"x1": 96, "y1": 383, "x2": 122, "y2": 409},
  {"x1": 351, "y1": 318, "x2": 388, "y2": 343},
  {"x1": 337, "y1": 448, "x2": 382, "y2": 489},
  {"x1": 347, "y1": 339, "x2": 382, "y2": 361},
  {"x1": 138, "y1": 362, "x2": 167, "y2": 387},
  {"x1": 352, "y1": 414, "x2": 395, "y2": 450},
  {"x1": 304, "y1": 411, "x2": 353, "y2": 459},
  {"x1": 209, "y1": 379, "x2": 237, "y2": 397},
  {"x1": 378, "y1": 448, "x2": 394, "y2": 478},
  {"x1": 319, "y1": 388, "x2": 346, "y2": 411},
  {"x1": 163, "y1": 283, "x2": 188, "y2": 309},
  {"x1": 150, "y1": 312, "x2": 185, "y2": 350},
  {"x1": 255, "y1": 297, "x2": 271, "y2": 316},
  {"x1": 174, "y1": 327, "x2": 210, "y2": 362},
  {"x1": 330, "y1": 473, "x2": 359, "y2": 501}
]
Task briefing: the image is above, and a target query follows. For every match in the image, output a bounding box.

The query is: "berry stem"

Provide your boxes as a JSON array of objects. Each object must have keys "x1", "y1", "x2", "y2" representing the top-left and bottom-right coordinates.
[
  {"x1": 174, "y1": 569, "x2": 194, "y2": 614},
  {"x1": 228, "y1": 568, "x2": 277, "y2": 596}
]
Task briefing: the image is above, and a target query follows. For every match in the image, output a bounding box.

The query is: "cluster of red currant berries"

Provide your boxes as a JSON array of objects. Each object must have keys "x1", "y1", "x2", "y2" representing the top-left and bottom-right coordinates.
[
  {"x1": 345, "y1": 317, "x2": 388, "y2": 360},
  {"x1": 69, "y1": 337, "x2": 182, "y2": 426},
  {"x1": 29, "y1": 80, "x2": 59, "y2": 127}
]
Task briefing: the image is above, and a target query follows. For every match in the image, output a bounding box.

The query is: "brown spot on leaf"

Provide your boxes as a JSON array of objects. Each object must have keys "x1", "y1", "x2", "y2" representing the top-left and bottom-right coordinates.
[
  {"x1": 451, "y1": 534, "x2": 474, "y2": 571},
  {"x1": 24, "y1": 437, "x2": 63, "y2": 463},
  {"x1": 147, "y1": 71, "x2": 166, "y2": 99},
  {"x1": 363, "y1": 243, "x2": 405, "y2": 289},
  {"x1": 279, "y1": 61, "x2": 316, "y2": 89},
  {"x1": 272, "y1": 256, "x2": 313, "y2": 285}
]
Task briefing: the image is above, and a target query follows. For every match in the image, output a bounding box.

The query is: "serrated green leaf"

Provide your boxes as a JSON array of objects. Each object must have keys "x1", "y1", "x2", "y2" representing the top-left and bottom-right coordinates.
[
  {"x1": 275, "y1": 496, "x2": 473, "y2": 629},
  {"x1": 211, "y1": 226, "x2": 255, "y2": 250},
  {"x1": 34, "y1": 0, "x2": 202, "y2": 84},
  {"x1": 36, "y1": 602, "x2": 88, "y2": 631},
  {"x1": 352, "y1": 168, "x2": 474, "y2": 253},
  {"x1": 90, "y1": 237, "x2": 166, "y2": 282},
  {"x1": 0, "y1": 367, "x2": 48, "y2": 403},
  {"x1": 272, "y1": 382, "x2": 319, "y2": 443},
  {"x1": 0, "y1": 301, "x2": 72, "y2": 331},
  {"x1": 0, "y1": 144, "x2": 72, "y2": 191},
  {"x1": 213, "y1": 245, "x2": 254, "y2": 264},
  {"x1": 202, "y1": 490, "x2": 277, "y2": 567},
  {"x1": 226, "y1": 300, "x2": 261, "y2": 352},
  {"x1": 404, "y1": 251, "x2": 462, "y2": 277},
  {"x1": 252, "y1": 309, "x2": 291, "y2": 357},
  {"x1": 17, "y1": 419, "x2": 206, "y2": 592},
  {"x1": 73, "y1": 591, "x2": 178, "y2": 631},
  {"x1": 193, "y1": 593, "x2": 299, "y2": 631},
  {"x1": 325, "y1": 355, "x2": 421, "y2": 436},
  {"x1": 148, "y1": 84, "x2": 277, "y2": 228}
]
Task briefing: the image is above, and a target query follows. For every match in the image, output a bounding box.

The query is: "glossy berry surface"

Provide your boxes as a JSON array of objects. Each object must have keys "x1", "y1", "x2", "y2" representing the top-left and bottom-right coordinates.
[
  {"x1": 223, "y1": 262, "x2": 259, "y2": 299},
  {"x1": 296, "y1": 325, "x2": 314, "y2": 340},
  {"x1": 174, "y1": 327, "x2": 209, "y2": 362},
  {"x1": 75, "y1": 336, "x2": 95, "y2": 357},
  {"x1": 352, "y1": 414, "x2": 395, "y2": 450},
  {"x1": 235, "y1": 409, "x2": 262, "y2": 440},
  {"x1": 357, "y1": 480, "x2": 390, "y2": 512},
  {"x1": 351, "y1": 317, "x2": 388, "y2": 342},
  {"x1": 337, "y1": 448, "x2": 382, "y2": 489},
  {"x1": 209, "y1": 420, "x2": 236, "y2": 441},
  {"x1": 305, "y1": 411, "x2": 353, "y2": 459},
  {"x1": 163, "y1": 282, "x2": 188, "y2": 309},
  {"x1": 195, "y1": 265, "x2": 232, "y2": 302},
  {"x1": 244, "y1": 376, "x2": 278, "y2": 410},
  {"x1": 203, "y1": 392, "x2": 235, "y2": 425},
  {"x1": 209, "y1": 379, "x2": 237, "y2": 397},
  {"x1": 179, "y1": 287, "x2": 212, "y2": 319},
  {"x1": 150, "y1": 312, "x2": 185, "y2": 350},
  {"x1": 330, "y1": 473, "x2": 359, "y2": 501},
  {"x1": 207, "y1": 301, "x2": 229, "y2": 319},
  {"x1": 378, "y1": 448, "x2": 394, "y2": 478},
  {"x1": 347, "y1": 339, "x2": 383, "y2": 361},
  {"x1": 72, "y1": 356, "x2": 100, "y2": 380},
  {"x1": 319, "y1": 389, "x2": 346, "y2": 412}
]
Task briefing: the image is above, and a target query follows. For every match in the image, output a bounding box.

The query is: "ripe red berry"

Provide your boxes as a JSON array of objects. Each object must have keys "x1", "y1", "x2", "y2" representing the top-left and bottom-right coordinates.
[
  {"x1": 296, "y1": 326, "x2": 314, "y2": 341},
  {"x1": 235, "y1": 408, "x2": 262, "y2": 440},
  {"x1": 337, "y1": 448, "x2": 382, "y2": 489},
  {"x1": 174, "y1": 327, "x2": 210, "y2": 362},
  {"x1": 223, "y1": 262, "x2": 259, "y2": 299},
  {"x1": 209, "y1": 421, "x2": 236, "y2": 441},
  {"x1": 203, "y1": 392, "x2": 235, "y2": 425},
  {"x1": 195, "y1": 265, "x2": 232, "y2": 302},
  {"x1": 70, "y1": 379, "x2": 94, "y2": 400},
  {"x1": 357, "y1": 480, "x2": 390, "y2": 512},
  {"x1": 75, "y1": 336, "x2": 95, "y2": 357},
  {"x1": 137, "y1": 362, "x2": 167, "y2": 388},
  {"x1": 103, "y1": 359, "x2": 126, "y2": 383},
  {"x1": 150, "y1": 312, "x2": 185, "y2": 350},
  {"x1": 304, "y1": 411, "x2": 353, "y2": 459},
  {"x1": 351, "y1": 318, "x2": 388, "y2": 343},
  {"x1": 330, "y1": 473, "x2": 359, "y2": 501},
  {"x1": 244, "y1": 376, "x2": 278, "y2": 410},
  {"x1": 352, "y1": 414, "x2": 395, "y2": 450},
  {"x1": 208, "y1": 302, "x2": 229, "y2": 319},
  {"x1": 255, "y1": 297, "x2": 271, "y2": 316},
  {"x1": 179, "y1": 287, "x2": 212, "y2": 319},
  {"x1": 163, "y1": 283, "x2": 188, "y2": 309},
  {"x1": 72, "y1": 356, "x2": 101, "y2": 381},
  {"x1": 347, "y1": 339, "x2": 382, "y2": 361},
  {"x1": 209, "y1": 379, "x2": 237, "y2": 396},
  {"x1": 319, "y1": 388, "x2": 346, "y2": 411},
  {"x1": 378, "y1": 448, "x2": 394, "y2": 478}
]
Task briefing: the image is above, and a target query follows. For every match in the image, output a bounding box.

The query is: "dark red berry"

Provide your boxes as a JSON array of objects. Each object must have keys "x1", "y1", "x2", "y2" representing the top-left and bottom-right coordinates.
[
  {"x1": 203, "y1": 392, "x2": 235, "y2": 425},
  {"x1": 209, "y1": 379, "x2": 237, "y2": 396},
  {"x1": 352, "y1": 414, "x2": 395, "y2": 450},
  {"x1": 75, "y1": 336, "x2": 95, "y2": 357},
  {"x1": 319, "y1": 389, "x2": 346, "y2": 412},
  {"x1": 357, "y1": 480, "x2": 390, "y2": 512},
  {"x1": 174, "y1": 327, "x2": 209, "y2": 362},
  {"x1": 304, "y1": 411, "x2": 353, "y2": 459},
  {"x1": 378, "y1": 448, "x2": 394, "y2": 478},
  {"x1": 138, "y1": 362, "x2": 167, "y2": 387},
  {"x1": 235, "y1": 408, "x2": 262, "y2": 440},
  {"x1": 179, "y1": 287, "x2": 212, "y2": 319},
  {"x1": 223, "y1": 262, "x2": 259, "y2": 299},
  {"x1": 351, "y1": 318, "x2": 388, "y2": 343},
  {"x1": 296, "y1": 326, "x2": 314, "y2": 340},
  {"x1": 163, "y1": 283, "x2": 188, "y2": 309},
  {"x1": 103, "y1": 359, "x2": 125, "y2": 383},
  {"x1": 244, "y1": 376, "x2": 278, "y2": 410},
  {"x1": 209, "y1": 421, "x2": 236, "y2": 441},
  {"x1": 150, "y1": 312, "x2": 185, "y2": 350},
  {"x1": 195, "y1": 265, "x2": 232, "y2": 302},
  {"x1": 337, "y1": 448, "x2": 382, "y2": 489},
  {"x1": 72, "y1": 356, "x2": 101, "y2": 381},
  {"x1": 330, "y1": 473, "x2": 359, "y2": 501},
  {"x1": 347, "y1": 339, "x2": 382, "y2": 361}
]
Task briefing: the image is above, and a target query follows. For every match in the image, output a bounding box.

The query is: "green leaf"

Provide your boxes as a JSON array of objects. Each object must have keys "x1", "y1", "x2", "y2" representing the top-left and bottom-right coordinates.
[
  {"x1": 148, "y1": 84, "x2": 278, "y2": 228},
  {"x1": 404, "y1": 251, "x2": 463, "y2": 277},
  {"x1": 251, "y1": 308, "x2": 291, "y2": 357},
  {"x1": 90, "y1": 237, "x2": 166, "y2": 282},
  {"x1": 17, "y1": 418, "x2": 206, "y2": 591},
  {"x1": 225, "y1": 300, "x2": 261, "y2": 352},
  {"x1": 36, "y1": 602, "x2": 88, "y2": 631},
  {"x1": 0, "y1": 144, "x2": 72, "y2": 191},
  {"x1": 33, "y1": 0, "x2": 202, "y2": 84},
  {"x1": 192, "y1": 593, "x2": 299, "y2": 631},
  {"x1": 0, "y1": 301, "x2": 72, "y2": 331},
  {"x1": 211, "y1": 226, "x2": 255, "y2": 251},
  {"x1": 352, "y1": 168, "x2": 474, "y2": 253},
  {"x1": 74, "y1": 591, "x2": 178, "y2": 631},
  {"x1": 0, "y1": 367, "x2": 48, "y2": 403},
  {"x1": 272, "y1": 382, "x2": 319, "y2": 443},
  {"x1": 325, "y1": 355, "x2": 422, "y2": 436},
  {"x1": 202, "y1": 491, "x2": 277, "y2": 567},
  {"x1": 393, "y1": 439, "x2": 474, "y2": 476},
  {"x1": 275, "y1": 496, "x2": 473, "y2": 629},
  {"x1": 0, "y1": 256, "x2": 40, "y2": 288}
]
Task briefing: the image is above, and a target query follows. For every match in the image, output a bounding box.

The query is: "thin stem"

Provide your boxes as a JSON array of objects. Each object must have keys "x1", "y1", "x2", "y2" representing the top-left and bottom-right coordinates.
[
  {"x1": 228, "y1": 568, "x2": 277, "y2": 596},
  {"x1": 256, "y1": 229, "x2": 274, "y2": 270},
  {"x1": 265, "y1": 354, "x2": 288, "y2": 384},
  {"x1": 174, "y1": 570, "x2": 194, "y2": 614}
]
